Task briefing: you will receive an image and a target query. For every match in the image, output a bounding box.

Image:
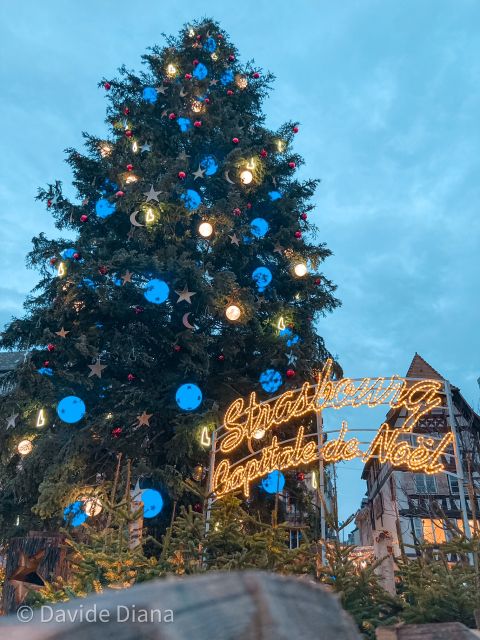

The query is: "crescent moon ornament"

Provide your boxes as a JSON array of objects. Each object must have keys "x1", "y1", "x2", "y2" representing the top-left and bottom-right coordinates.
[
  {"x1": 224, "y1": 170, "x2": 235, "y2": 185},
  {"x1": 182, "y1": 312, "x2": 195, "y2": 330},
  {"x1": 130, "y1": 210, "x2": 145, "y2": 228},
  {"x1": 179, "y1": 86, "x2": 187, "y2": 97}
]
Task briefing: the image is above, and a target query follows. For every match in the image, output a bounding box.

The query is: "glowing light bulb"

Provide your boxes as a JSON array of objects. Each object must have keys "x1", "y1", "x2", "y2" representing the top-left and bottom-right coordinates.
[
  {"x1": 225, "y1": 304, "x2": 241, "y2": 322},
  {"x1": 99, "y1": 142, "x2": 113, "y2": 158},
  {"x1": 294, "y1": 262, "x2": 307, "y2": 277},
  {"x1": 253, "y1": 429, "x2": 265, "y2": 440},
  {"x1": 277, "y1": 316, "x2": 286, "y2": 332},
  {"x1": 240, "y1": 170, "x2": 253, "y2": 185},
  {"x1": 132, "y1": 141, "x2": 138, "y2": 153},
  {"x1": 235, "y1": 74, "x2": 248, "y2": 89},
  {"x1": 191, "y1": 100, "x2": 203, "y2": 113},
  {"x1": 198, "y1": 222, "x2": 213, "y2": 238},
  {"x1": 36, "y1": 409, "x2": 46, "y2": 428},
  {"x1": 18, "y1": 440, "x2": 33, "y2": 455},
  {"x1": 83, "y1": 497, "x2": 102, "y2": 517},
  {"x1": 146, "y1": 207, "x2": 155, "y2": 223},
  {"x1": 246, "y1": 158, "x2": 255, "y2": 170},
  {"x1": 200, "y1": 426, "x2": 211, "y2": 447},
  {"x1": 311, "y1": 471, "x2": 318, "y2": 489},
  {"x1": 106, "y1": 413, "x2": 113, "y2": 420},
  {"x1": 166, "y1": 63, "x2": 177, "y2": 77},
  {"x1": 211, "y1": 52, "x2": 218, "y2": 61},
  {"x1": 57, "y1": 262, "x2": 66, "y2": 277},
  {"x1": 188, "y1": 27, "x2": 195, "y2": 37},
  {"x1": 276, "y1": 139, "x2": 285, "y2": 153},
  {"x1": 125, "y1": 174, "x2": 138, "y2": 184}
]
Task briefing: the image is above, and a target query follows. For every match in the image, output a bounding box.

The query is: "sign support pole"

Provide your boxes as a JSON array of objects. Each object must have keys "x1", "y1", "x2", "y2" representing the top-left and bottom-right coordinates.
[
  {"x1": 205, "y1": 429, "x2": 217, "y2": 535},
  {"x1": 444, "y1": 380, "x2": 472, "y2": 543},
  {"x1": 316, "y1": 410, "x2": 326, "y2": 563}
]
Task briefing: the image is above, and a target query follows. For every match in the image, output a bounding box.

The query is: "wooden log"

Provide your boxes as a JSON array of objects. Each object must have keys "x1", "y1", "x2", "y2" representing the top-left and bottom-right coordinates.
[{"x1": 0, "y1": 570, "x2": 361, "y2": 639}]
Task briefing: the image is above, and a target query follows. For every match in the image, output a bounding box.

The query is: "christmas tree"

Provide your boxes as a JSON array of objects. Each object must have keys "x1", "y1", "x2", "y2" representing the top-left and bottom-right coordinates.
[{"x1": 0, "y1": 18, "x2": 339, "y2": 541}]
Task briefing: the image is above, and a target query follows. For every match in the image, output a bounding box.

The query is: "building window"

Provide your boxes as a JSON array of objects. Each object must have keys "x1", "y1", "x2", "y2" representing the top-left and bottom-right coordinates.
[
  {"x1": 422, "y1": 519, "x2": 447, "y2": 544},
  {"x1": 414, "y1": 473, "x2": 437, "y2": 494},
  {"x1": 289, "y1": 530, "x2": 301, "y2": 549},
  {"x1": 448, "y1": 475, "x2": 459, "y2": 494},
  {"x1": 412, "y1": 517, "x2": 423, "y2": 542}
]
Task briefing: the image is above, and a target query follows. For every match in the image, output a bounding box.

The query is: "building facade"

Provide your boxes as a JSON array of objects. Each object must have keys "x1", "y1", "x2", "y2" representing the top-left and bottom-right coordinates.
[{"x1": 356, "y1": 354, "x2": 480, "y2": 560}]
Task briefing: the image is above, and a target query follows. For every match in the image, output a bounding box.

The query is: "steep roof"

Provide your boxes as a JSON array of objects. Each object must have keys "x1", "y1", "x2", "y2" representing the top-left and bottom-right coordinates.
[{"x1": 405, "y1": 353, "x2": 444, "y2": 380}]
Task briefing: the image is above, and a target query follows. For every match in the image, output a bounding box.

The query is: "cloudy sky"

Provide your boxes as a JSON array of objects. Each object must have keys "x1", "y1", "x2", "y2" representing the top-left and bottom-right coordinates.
[{"x1": 1, "y1": 1, "x2": 479, "y2": 522}]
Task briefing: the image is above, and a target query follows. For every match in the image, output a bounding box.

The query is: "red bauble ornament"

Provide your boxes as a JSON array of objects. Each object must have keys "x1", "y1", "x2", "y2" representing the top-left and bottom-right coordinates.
[
  {"x1": 123, "y1": 107, "x2": 130, "y2": 115},
  {"x1": 173, "y1": 344, "x2": 181, "y2": 352},
  {"x1": 80, "y1": 214, "x2": 88, "y2": 222},
  {"x1": 169, "y1": 112, "x2": 176, "y2": 120},
  {"x1": 196, "y1": 35, "x2": 202, "y2": 40},
  {"x1": 104, "y1": 82, "x2": 111, "y2": 90},
  {"x1": 228, "y1": 54, "x2": 235, "y2": 61},
  {"x1": 127, "y1": 373, "x2": 136, "y2": 382},
  {"x1": 288, "y1": 161, "x2": 296, "y2": 169},
  {"x1": 294, "y1": 230, "x2": 302, "y2": 239},
  {"x1": 50, "y1": 257, "x2": 57, "y2": 265},
  {"x1": 134, "y1": 305, "x2": 144, "y2": 314},
  {"x1": 193, "y1": 120, "x2": 202, "y2": 128},
  {"x1": 246, "y1": 202, "x2": 252, "y2": 209},
  {"x1": 43, "y1": 361, "x2": 50, "y2": 367},
  {"x1": 300, "y1": 212, "x2": 307, "y2": 221},
  {"x1": 73, "y1": 252, "x2": 81, "y2": 260},
  {"x1": 47, "y1": 199, "x2": 52, "y2": 207},
  {"x1": 185, "y1": 73, "x2": 192, "y2": 80},
  {"x1": 115, "y1": 191, "x2": 125, "y2": 197},
  {"x1": 193, "y1": 502, "x2": 203, "y2": 513},
  {"x1": 226, "y1": 89, "x2": 234, "y2": 96},
  {"x1": 126, "y1": 164, "x2": 133, "y2": 171},
  {"x1": 260, "y1": 149, "x2": 268, "y2": 158},
  {"x1": 252, "y1": 72, "x2": 260, "y2": 78},
  {"x1": 297, "y1": 471, "x2": 305, "y2": 481},
  {"x1": 232, "y1": 137, "x2": 239, "y2": 144},
  {"x1": 293, "y1": 126, "x2": 299, "y2": 133},
  {"x1": 217, "y1": 354, "x2": 225, "y2": 361},
  {"x1": 98, "y1": 265, "x2": 108, "y2": 275},
  {"x1": 204, "y1": 97, "x2": 211, "y2": 104},
  {"x1": 193, "y1": 59, "x2": 199, "y2": 66},
  {"x1": 286, "y1": 369, "x2": 296, "y2": 378},
  {"x1": 47, "y1": 344, "x2": 55, "y2": 352},
  {"x1": 233, "y1": 207, "x2": 241, "y2": 216},
  {"x1": 314, "y1": 278, "x2": 321, "y2": 285},
  {"x1": 178, "y1": 171, "x2": 186, "y2": 180},
  {"x1": 111, "y1": 427, "x2": 122, "y2": 438},
  {"x1": 125, "y1": 130, "x2": 133, "y2": 138}
]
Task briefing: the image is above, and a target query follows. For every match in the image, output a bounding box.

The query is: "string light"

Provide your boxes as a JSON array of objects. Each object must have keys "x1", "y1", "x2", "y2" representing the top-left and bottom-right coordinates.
[
  {"x1": 225, "y1": 304, "x2": 242, "y2": 322},
  {"x1": 294, "y1": 262, "x2": 307, "y2": 277},
  {"x1": 235, "y1": 74, "x2": 248, "y2": 89},
  {"x1": 253, "y1": 429, "x2": 265, "y2": 440},
  {"x1": 240, "y1": 170, "x2": 253, "y2": 185},
  {"x1": 191, "y1": 100, "x2": 204, "y2": 113},
  {"x1": 198, "y1": 222, "x2": 213, "y2": 238},
  {"x1": 132, "y1": 141, "x2": 138, "y2": 153},
  {"x1": 277, "y1": 316, "x2": 286, "y2": 332},
  {"x1": 276, "y1": 139, "x2": 285, "y2": 153},
  {"x1": 99, "y1": 142, "x2": 113, "y2": 158},
  {"x1": 125, "y1": 173, "x2": 138, "y2": 184},
  {"x1": 166, "y1": 63, "x2": 177, "y2": 77},
  {"x1": 83, "y1": 497, "x2": 102, "y2": 517},
  {"x1": 200, "y1": 426, "x2": 211, "y2": 447},
  {"x1": 36, "y1": 409, "x2": 46, "y2": 428},
  {"x1": 220, "y1": 359, "x2": 443, "y2": 453},
  {"x1": 57, "y1": 262, "x2": 66, "y2": 277},
  {"x1": 211, "y1": 52, "x2": 218, "y2": 61},
  {"x1": 17, "y1": 440, "x2": 33, "y2": 456},
  {"x1": 311, "y1": 470, "x2": 318, "y2": 489},
  {"x1": 188, "y1": 27, "x2": 195, "y2": 37},
  {"x1": 145, "y1": 207, "x2": 155, "y2": 223}
]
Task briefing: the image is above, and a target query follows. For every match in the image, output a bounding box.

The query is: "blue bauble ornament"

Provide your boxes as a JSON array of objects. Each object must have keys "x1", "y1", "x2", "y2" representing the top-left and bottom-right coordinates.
[
  {"x1": 181, "y1": 189, "x2": 202, "y2": 210},
  {"x1": 268, "y1": 190, "x2": 282, "y2": 201},
  {"x1": 57, "y1": 396, "x2": 86, "y2": 424},
  {"x1": 203, "y1": 37, "x2": 217, "y2": 53},
  {"x1": 142, "y1": 87, "x2": 157, "y2": 103},
  {"x1": 141, "y1": 489, "x2": 164, "y2": 518},
  {"x1": 175, "y1": 383, "x2": 203, "y2": 411},
  {"x1": 220, "y1": 69, "x2": 234, "y2": 85},
  {"x1": 37, "y1": 367, "x2": 53, "y2": 376},
  {"x1": 250, "y1": 218, "x2": 269, "y2": 238},
  {"x1": 64, "y1": 501, "x2": 88, "y2": 527},
  {"x1": 177, "y1": 117, "x2": 192, "y2": 132},
  {"x1": 261, "y1": 470, "x2": 285, "y2": 494},
  {"x1": 95, "y1": 198, "x2": 116, "y2": 219},
  {"x1": 252, "y1": 266, "x2": 272, "y2": 292},
  {"x1": 259, "y1": 369, "x2": 282, "y2": 393},
  {"x1": 79, "y1": 277, "x2": 96, "y2": 289},
  {"x1": 144, "y1": 279, "x2": 169, "y2": 304},
  {"x1": 193, "y1": 63, "x2": 208, "y2": 80},
  {"x1": 61, "y1": 248, "x2": 77, "y2": 259},
  {"x1": 200, "y1": 155, "x2": 218, "y2": 176}
]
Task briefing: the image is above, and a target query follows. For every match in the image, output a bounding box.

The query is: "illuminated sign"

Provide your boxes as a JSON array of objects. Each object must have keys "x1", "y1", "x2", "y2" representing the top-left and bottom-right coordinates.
[{"x1": 210, "y1": 360, "x2": 454, "y2": 498}]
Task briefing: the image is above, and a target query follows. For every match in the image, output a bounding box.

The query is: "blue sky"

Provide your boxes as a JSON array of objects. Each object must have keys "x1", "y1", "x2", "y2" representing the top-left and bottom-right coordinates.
[{"x1": 1, "y1": 1, "x2": 479, "y2": 523}]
